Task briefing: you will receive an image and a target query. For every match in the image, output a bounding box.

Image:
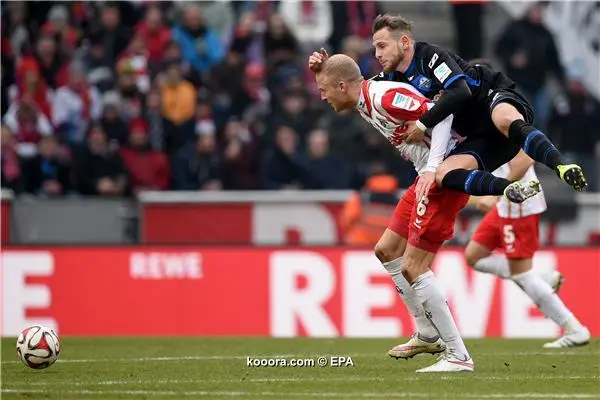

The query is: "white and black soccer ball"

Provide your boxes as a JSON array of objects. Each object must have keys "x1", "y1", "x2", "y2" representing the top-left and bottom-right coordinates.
[{"x1": 16, "y1": 325, "x2": 61, "y2": 369}]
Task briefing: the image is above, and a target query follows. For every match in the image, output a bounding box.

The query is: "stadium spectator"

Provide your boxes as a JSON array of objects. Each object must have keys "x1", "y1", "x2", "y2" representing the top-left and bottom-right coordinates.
[
  {"x1": 89, "y1": 3, "x2": 132, "y2": 64},
  {"x1": 114, "y1": 59, "x2": 145, "y2": 123},
  {"x1": 0, "y1": 125, "x2": 23, "y2": 193},
  {"x1": 99, "y1": 92, "x2": 129, "y2": 148},
  {"x1": 549, "y1": 61, "x2": 600, "y2": 158},
  {"x1": 135, "y1": 5, "x2": 172, "y2": 69},
  {"x1": 229, "y1": 63, "x2": 270, "y2": 123},
  {"x1": 160, "y1": 61, "x2": 197, "y2": 153},
  {"x1": 279, "y1": 1, "x2": 333, "y2": 53},
  {"x1": 52, "y1": 61, "x2": 102, "y2": 147},
  {"x1": 74, "y1": 123, "x2": 128, "y2": 196},
  {"x1": 2, "y1": 98, "x2": 53, "y2": 158},
  {"x1": 171, "y1": 3, "x2": 225, "y2": 76},
  {"x1": 120, "y1": 118, "x2": 170, "y2": 193},
  {"x1": 263, "y1": 14, "x2": 299, "y2": 71},
  {"x1": 304, "y1": 129, "x2": 350, "y2": 189},
  {"x1": 142, "y1": 88, "x2": 167, "y2": 153},
  {"x1": 261, "y1": 125, "x2": 309, "y2": 190},
  {"x1": 220, "y1": 118, "x2": 260, "y2": 190},
  {"x1": 41, "y1": 4, "x2": 79, "y2": 56},
  {"x1": 494, "y1": 2, "x2": 565, "y2": 132},
  {"x1": 171, "y1": 130, "x2": 222, "y2": 191},
  {"x1": 83, "y1": 33, "x2": 115, "y2": 93},
  {"x1": 21, "y1": 135, "x2": 71, "y2": 196}
]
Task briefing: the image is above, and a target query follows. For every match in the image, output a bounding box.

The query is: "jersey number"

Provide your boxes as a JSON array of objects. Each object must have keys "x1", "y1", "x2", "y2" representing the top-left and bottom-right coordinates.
[{"x1": 428, "y1": 53, "x2": 439, "y2": 69}]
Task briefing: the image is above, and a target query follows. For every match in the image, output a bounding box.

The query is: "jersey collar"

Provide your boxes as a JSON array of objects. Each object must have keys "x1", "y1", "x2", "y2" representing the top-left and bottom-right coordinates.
[{"x1": 359, "y1": 80, "x2": 373, "y2": 117}]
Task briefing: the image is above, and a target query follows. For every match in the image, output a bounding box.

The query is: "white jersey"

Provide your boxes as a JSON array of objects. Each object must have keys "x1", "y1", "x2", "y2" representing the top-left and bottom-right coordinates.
[
  {"x1": 356, "y1": 79, "x2": 461, "y2": 175},
  {"x1": 494, "y1": 164, "x2": 547, "y2": 218}
]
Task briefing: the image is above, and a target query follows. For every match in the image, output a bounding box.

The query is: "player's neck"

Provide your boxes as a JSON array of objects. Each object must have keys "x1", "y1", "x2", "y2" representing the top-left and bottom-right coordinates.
[{"x1": 397, "y1": 42, "x2": 415, "y2": 74}]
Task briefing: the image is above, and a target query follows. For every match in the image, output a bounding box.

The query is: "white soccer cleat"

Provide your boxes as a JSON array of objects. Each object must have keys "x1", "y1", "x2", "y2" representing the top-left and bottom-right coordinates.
[
  {"x1": 548, "y1": 271, "x2": 565, "y2": 294},
  {"x1": 543, "y1": 327, "x2": 591, "y2": 348},
  {"x1": 388, "y1": 334, "x2": 446, "y2": 359},
  {"x1": 415, "y1": 351, "x2": 474, "y2": 373}
]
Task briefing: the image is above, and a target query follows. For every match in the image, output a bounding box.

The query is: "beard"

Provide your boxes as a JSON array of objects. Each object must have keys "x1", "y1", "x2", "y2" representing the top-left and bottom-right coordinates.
[{"x1": 383, "y1": 46, "x2": 404, "y2": 73}]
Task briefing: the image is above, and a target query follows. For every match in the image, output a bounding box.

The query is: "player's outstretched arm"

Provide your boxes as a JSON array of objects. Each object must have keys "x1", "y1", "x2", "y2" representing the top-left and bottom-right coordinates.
[
  {"x1": 415, "y1": 113, "x2": 454, "y2": 200},
  {"x1": 423, "y1": 114, "x2": 454, "y2": 175}
]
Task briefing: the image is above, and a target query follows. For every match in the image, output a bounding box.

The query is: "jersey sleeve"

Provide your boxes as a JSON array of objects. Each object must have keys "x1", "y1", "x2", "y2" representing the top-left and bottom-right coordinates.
[
  {"x1": 422, "y1": 45, "x2": 467, "y2": 89},
  {"x1": 379, "y1": 86, "x2": 429, "y2": 121}
]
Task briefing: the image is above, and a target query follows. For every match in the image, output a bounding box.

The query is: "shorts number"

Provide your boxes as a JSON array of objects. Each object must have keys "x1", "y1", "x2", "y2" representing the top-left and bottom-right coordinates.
[
  {"x1": 503, "y1": 225, "x2": 515, "y2": 252},
  {"x1": 416, "y1": 196, "x2": 430, "y2": 217}
]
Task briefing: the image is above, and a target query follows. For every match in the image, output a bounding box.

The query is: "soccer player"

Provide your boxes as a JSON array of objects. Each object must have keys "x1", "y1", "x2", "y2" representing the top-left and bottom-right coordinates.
[
  {"x1": 309, "y1": 15, "x2": 587, "y2": 201},
  {"x1": 465, "y1": 151, "x2": 591, "y2": 348},
  {"x1": 312, "y1": 53, "x2": 481, "y2": 372}
]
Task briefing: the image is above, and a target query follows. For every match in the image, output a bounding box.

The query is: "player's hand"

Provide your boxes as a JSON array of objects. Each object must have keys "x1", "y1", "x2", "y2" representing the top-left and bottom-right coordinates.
[
  {"x1": 403, "y1": 120, "x2": 425, "y2": 144},
  {"x1": 476, "y1": 196, "x2": 499, "y2": 213},
  {"x1": 308, "y1": 48, "x2": 329, "y2": 73},
  {"x1": 416, "y1": 171, "x2": 435, "y2": 201}
]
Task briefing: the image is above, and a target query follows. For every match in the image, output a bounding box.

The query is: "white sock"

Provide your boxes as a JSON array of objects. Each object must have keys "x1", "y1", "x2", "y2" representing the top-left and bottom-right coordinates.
[
  {"x1": 382, "y1": 258, "x2": 439, "y2": 340},
  {"x1": 473, "y1": 254, "x2": 510, "y2": 279},
  {"x1": 512, "y1": 270, "x2": 584, "y2": 332},
  {"x1": 411, "y1": 271, "x2": 470, "y2": 357},
  {"x1": 532, "y1": 263, "x2": 559, "y2": 287},
  {"x1": 475, "y1": 254, "x2": 559, "y2": 287}
]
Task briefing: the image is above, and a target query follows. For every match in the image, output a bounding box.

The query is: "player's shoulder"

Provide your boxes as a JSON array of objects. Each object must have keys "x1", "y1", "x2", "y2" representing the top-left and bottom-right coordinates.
[{"x1": 415, "y1": 41, "x2": 456, "y2": 59}]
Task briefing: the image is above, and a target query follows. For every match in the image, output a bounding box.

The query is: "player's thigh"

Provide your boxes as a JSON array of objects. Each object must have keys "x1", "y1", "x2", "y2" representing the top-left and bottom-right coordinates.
[
  {"x1": 450, "y1": 135, "x2": 520, "y2": 173},
  {"x1": 501, "y1": 214, "x2": 540, "y2": 260},
  {"x1": 376, "y1": 186, "x2": 415, "y2": 262},
  {"x1": 467, "y1": 207, "x2": 502, "y2": 265},
  {"x1": 403, "y1": 243, "x2": 437, "y2": 283},
  {"x1": 435, "y1": 153, "x2": 479, "y2": 185},
  {"x1": 488, "y1": 89, "x2": 535, "y2": 136},
  {"x1": 408, "y1": 185, "x2": 469, "y2": 255},
  {"x1": 374, "y1": 228, "x2": 407, "y2": 263}
]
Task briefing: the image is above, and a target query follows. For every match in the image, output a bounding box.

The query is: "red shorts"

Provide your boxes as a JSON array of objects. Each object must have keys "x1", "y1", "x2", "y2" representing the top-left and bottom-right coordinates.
[
  {"x1": 388, "y1": 179, "x2": 470, "y2": 253},
  {"x1": 471, "y1": 207, "x2": 540, "y2": 259}
]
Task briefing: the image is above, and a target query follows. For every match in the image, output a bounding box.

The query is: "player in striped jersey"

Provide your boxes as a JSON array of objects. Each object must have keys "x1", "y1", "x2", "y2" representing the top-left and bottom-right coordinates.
[{"x1": 465, "y1": 151, "x2": 590, "y2": 348}]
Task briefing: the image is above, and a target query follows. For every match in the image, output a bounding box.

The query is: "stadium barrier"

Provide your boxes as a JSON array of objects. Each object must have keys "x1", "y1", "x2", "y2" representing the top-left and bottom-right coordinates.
[{"x1": 1, "y1": 247, "x2": 598, "y2": 338}]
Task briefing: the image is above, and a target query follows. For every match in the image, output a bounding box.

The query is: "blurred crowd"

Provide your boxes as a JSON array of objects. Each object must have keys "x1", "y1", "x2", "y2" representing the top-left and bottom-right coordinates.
[{"x1": 1, "y1": 1, "x2": 598, "y2": 198}]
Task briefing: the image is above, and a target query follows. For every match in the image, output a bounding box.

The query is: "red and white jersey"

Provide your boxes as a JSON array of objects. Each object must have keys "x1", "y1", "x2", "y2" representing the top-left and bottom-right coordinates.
[
  {"x1": 356, "y1": 79, "x2": 461, "y2": 175},
  {"x1": 494, "y1": 163, "x2": 547, "y2": 218}
]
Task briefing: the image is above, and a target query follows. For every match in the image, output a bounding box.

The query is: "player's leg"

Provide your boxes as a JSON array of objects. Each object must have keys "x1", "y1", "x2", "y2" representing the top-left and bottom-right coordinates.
[
  {"x1": 500, "y1": 215, "x2": 590, "y2": 347},
  {"x1": 466, "y1": 206, "x2": 563, "y2": 290},
  {"x1": 404, "y1": 185, "x2": 473, "y2": 372},
  {"x1": 435, "y1": 150, "x2": 541, "y2": 203},
  {"x1": 490, "y1": 96, "x2": 587, "y2": 191},
  {"x1": 465, "y1": 207, "x2": 511, "y2": 278},
  {"x1": 376, "y1": 229, "x2": 445, "y2": 359},
  {"x1": 402, "y1": 245, "x2": 474, "y2": 372},
  {"x1": 509, "y1": 258, "x2": 590, "y2": 348},
  {"x1": 379, "y1": 185, "x2": 444, "y2": 358}
]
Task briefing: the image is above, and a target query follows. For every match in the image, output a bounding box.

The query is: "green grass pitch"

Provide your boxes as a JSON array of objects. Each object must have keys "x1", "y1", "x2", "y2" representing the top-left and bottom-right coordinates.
[{"x1": 2, "y1": 337, "x2": 599, "y2": 399}]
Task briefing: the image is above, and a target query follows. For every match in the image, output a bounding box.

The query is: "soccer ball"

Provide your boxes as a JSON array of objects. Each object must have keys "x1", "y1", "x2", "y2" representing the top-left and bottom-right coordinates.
[{"x1": 16, "y1": 325, "x2": 61, "y2": 369}]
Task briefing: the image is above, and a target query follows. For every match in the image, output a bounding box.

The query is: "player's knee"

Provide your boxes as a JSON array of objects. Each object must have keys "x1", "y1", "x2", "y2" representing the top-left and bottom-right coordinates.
[
  {"x1": 435, "y1": 163, "x2": 452, "y2": 187},
  {"x1": 374, "y1": 244, "x2": 396, "y2": 263},
  {"x1": 492, "y1": 105, "x2": 524, "y2": 136},
  {"x1": 464, "y1": 249, "x2": 480, "y2": 267}
]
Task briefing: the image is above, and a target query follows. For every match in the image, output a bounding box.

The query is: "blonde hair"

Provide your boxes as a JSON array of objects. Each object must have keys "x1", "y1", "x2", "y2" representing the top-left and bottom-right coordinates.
[{"x1": 319, "y1": 54, "x2": 363, "y2": 84}]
